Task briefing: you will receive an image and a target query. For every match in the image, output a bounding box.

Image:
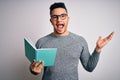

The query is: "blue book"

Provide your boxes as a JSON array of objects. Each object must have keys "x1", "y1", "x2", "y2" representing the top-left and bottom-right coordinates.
[{"x1": 24, "y1": 38, "x2": 57, "y2": 66}]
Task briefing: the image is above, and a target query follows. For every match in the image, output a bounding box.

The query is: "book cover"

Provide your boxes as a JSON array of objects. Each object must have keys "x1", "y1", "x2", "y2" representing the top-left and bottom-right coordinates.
[{"x1": 24, "y1": 38, "x2": 57, "y2": 66}]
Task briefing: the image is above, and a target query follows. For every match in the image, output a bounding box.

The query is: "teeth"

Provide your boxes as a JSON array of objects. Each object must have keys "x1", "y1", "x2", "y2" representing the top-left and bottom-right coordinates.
[
  {"x1": 56, "y1": 24, "x2": 64, "y2": 31},
  {"x1": 59, "y1": 25, "x2": 63, "y2": 28},
  {"x1": 57, "y1": 24, "x2": 64, "y2": 28}
]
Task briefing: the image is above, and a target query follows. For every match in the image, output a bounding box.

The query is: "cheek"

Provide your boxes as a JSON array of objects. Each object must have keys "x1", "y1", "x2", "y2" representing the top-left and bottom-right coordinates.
[
  {"x1": 65, "y1": 17, "x2": 69, "y2": 23},
  {"x1": 51, "y1": 20, "x2": 56, "y2": 26},
  {"x1": 65, "y1": 20, "x2": 69, "y2": 26}
]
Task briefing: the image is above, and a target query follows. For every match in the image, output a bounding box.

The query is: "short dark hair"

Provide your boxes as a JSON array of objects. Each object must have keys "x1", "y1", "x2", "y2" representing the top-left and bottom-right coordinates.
[{"x1": 50, "y1": 2, "x2": 67, "y2": 15}]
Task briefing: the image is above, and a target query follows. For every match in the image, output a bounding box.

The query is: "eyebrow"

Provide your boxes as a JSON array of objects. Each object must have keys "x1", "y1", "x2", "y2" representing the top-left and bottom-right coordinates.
[{"x1": 51, "y1": 13, "x2": 67, "y2": 16}]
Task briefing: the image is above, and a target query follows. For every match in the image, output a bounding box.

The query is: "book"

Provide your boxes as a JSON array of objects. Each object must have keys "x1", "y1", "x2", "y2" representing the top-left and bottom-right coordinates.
[{"x1": 24, "y1": 38, "x2": 57, "y2": 66}]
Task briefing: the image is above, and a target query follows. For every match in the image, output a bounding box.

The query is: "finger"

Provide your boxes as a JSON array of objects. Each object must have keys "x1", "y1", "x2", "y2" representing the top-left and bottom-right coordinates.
[
  {"x1": 37, "y1": 61, "x2": 44, "y2": 67},
  {"x1": 97, "y1": 36, "x2": 102, "y2": 41},
  {"x1": 107, "y1": 32, "x2": 114, "y2": 40},
  {"x1": 31, "y1": 60, "x2": 36, "y2": 68},
  {"x1": 36, "y1": 62, "x2": 41, "y2": 67},
  {"x1": 111, "y1": 32, "x2": 114, "y2": 35},
  {"x1": 30, "y1": 60, "x2": 36, "y2": 71},
  {"x1": 37, "y1": 61, "x2": 44, "y2": 69},
  {"x1": 110, "y1": 32, "x2": 114, "y2": 38},
  {"x1": 31, "y1": 60, "x2": 40, "y2": 67},
  {"x1": 40, "y1": 61, "x2": 44, "y2": 67},
  {"x1": 31, "y1": 59, "x2": 35, "y2": 65},
  {"x1": 34, "y1": 60, "x2": 42, "y2": 67}
]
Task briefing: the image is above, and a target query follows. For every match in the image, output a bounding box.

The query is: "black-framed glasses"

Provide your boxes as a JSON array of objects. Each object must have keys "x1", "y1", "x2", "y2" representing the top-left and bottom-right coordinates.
[{"x1": 51, "y1": 14, "x2": 68, "y2": 20}]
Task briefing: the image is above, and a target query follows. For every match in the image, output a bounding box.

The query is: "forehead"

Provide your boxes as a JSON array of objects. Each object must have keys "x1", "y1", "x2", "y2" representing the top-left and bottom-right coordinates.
[{"x1": 51, "y1": 8, "x2": 67, "y2": 15}]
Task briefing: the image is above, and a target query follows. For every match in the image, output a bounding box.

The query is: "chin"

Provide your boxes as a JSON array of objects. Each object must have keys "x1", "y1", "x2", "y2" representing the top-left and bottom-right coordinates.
[
  {"x1": 57, "y1": 31, "x2": 65, "y2": 34},
  {"x1": 54, "y1": 29, "x2": 68, "y2": 35}
]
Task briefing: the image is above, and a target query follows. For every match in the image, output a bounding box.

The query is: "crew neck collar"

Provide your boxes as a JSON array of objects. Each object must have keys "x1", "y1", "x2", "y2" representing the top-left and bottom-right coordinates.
[{"x1": 51, "y1": 32, "x2": 72, "y2": 38}]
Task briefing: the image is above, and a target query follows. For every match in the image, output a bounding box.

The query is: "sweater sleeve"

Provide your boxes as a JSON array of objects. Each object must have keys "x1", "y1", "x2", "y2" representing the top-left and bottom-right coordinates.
[{"x1": 80, "y1": 39, "x2": 100, "y2": 72}]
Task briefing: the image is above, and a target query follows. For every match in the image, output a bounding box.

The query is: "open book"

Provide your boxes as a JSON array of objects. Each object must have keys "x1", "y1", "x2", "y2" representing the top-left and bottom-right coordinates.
[{"x1": 24, "y1": 38, "x2": 57, "y2": 66}]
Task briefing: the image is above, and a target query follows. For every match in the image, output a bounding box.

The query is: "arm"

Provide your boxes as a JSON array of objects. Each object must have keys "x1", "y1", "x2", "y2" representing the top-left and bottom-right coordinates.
[
  {"x1": 80, "y1": 32, "x2": 114, "y2": 72},
  {"x1": 80, "y1": 42, "x2": 100, "y2": 72}
]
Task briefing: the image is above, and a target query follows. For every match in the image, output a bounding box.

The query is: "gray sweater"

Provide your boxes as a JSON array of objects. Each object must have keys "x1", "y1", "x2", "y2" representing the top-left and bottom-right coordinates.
[{"x1": 35, "y1": 32, "x2": 100, "y2": 80}]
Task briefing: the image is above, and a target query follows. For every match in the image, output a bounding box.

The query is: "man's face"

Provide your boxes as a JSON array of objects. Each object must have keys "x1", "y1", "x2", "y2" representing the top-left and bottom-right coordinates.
[{"x1": 50, "y1": 8, "x2": 69, "y2": 36}]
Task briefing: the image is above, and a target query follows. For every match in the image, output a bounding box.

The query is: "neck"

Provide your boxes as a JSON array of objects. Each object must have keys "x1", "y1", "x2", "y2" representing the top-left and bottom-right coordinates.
[{"x1": 53, "y1": 31, "x2": 70, "y2": 36}]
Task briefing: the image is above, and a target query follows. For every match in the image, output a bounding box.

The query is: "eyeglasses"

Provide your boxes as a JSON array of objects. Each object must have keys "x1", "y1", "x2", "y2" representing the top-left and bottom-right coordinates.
[{"x1": 51, "y1": 14, "x2": 68, "y2": 20}]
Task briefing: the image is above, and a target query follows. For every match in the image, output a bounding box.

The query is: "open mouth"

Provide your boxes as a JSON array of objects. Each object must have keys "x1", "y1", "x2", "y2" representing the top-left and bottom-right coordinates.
[{"x1": 56, "y1": 24, "x2": 64, "y2": 30}]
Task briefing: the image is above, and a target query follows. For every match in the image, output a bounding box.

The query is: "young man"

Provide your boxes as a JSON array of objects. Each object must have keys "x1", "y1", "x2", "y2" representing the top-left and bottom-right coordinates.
[{"x1": 30, "y1": 2, "x2": 114, "y2": 80}]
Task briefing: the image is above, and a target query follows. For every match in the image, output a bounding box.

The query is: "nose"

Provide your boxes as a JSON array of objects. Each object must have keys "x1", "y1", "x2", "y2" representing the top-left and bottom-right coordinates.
[{"x1": 57, "y1": 16, "x2": 62, "y2": 21}]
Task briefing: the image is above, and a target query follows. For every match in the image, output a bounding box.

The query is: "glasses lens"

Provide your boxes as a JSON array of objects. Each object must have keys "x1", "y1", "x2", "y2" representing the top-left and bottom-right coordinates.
[
  {"x1": 60, "y1": 14, "x2": 67, "y2": 20},
  {"x1": 51, "y1": 14, "x2": 68, "y2": 20},
  {"x1": 51, "y1": 15, "x2": 57, "y2": 20}
]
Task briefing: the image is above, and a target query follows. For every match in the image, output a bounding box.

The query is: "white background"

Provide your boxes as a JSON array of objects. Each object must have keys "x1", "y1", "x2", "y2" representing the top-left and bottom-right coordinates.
[{"x1": 0, "y1": 0, "x2": 120, "y2": 80}]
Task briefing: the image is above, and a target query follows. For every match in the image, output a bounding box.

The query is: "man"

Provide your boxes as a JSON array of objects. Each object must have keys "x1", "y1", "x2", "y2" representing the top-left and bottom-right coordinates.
[{"x1": 30, "y1": 2, "x2": 114, "y2": 80}]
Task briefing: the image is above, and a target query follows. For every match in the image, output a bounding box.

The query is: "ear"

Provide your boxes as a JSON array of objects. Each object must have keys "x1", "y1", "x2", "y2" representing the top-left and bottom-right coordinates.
[
  {"x1": 50, "y1": 18, "x2": 52, "y2": 23},
  {"x1": 50, "y1": 18, "x2": 54, "y2": 26}
]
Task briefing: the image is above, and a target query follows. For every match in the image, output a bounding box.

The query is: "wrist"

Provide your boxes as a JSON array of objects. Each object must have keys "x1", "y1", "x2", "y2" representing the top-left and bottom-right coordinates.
[{"x1": 95, "y1": 47, "x2": 102, "y2": 53}]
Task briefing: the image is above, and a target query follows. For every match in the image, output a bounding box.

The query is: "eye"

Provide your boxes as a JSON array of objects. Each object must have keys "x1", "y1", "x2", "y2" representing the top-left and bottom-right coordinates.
[
  {"x1": 61, "y1": 14, "x2": 66, "y2": 18},
  {"x1": 52, "y1": 15, "x2": 57, "y2": 18}
]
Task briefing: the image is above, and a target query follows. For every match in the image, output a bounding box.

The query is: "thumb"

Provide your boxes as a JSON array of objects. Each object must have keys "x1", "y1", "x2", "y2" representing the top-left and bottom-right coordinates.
[{"x1": 98, "y1": 36, "x2": 102, "y2": 41}]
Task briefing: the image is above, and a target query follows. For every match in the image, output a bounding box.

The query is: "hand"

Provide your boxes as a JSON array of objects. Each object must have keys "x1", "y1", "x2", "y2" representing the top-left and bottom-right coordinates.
[
  {"x1": 30, "y1": 60, "x2": 44, "y2": 74},
  {"x1": 96, "y1": 32, "x2": 114, "y2": 52}
]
